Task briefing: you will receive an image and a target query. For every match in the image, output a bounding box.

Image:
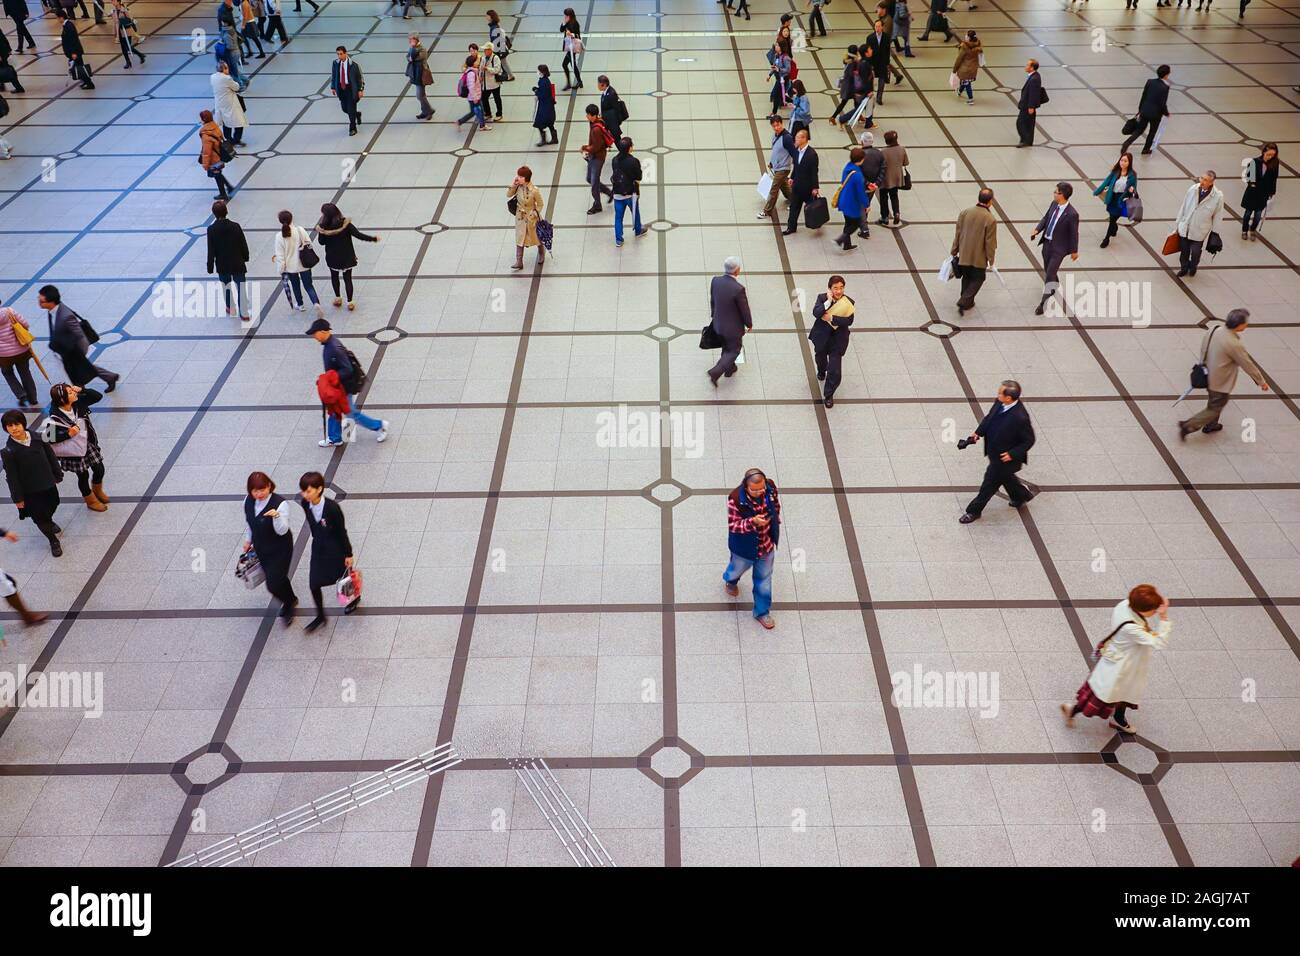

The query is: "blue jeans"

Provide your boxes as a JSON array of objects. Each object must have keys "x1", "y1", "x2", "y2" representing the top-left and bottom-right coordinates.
[
  {"x1": 614, "y1": 196, "x2": 642, "y2": 243},
  {"x1": 327, "y1": 396, "x2": 383, "y2": 442},
  {"x1": 958, "y1": 79, "x2": 973, "y2": 101},
  {"x1": 724, "y1": 550, "x2": 775, "y2": 618},
  {"x1": 217, "y1": 271, "x2": 247, "y2": 315},
  {"x1": 282, "y1": 270, "x2": 320, "y2": 307}
]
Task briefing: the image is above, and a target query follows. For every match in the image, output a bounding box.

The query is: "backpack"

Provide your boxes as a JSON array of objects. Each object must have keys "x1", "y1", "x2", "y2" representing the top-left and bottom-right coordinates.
[
  {"x1": 456, "y1": 70, "x2": 470, "y2": 98},
  {"x1": 342, "y1": 347, "x2": 367, "y2": 393},
  {"x1": 595, "y1": 121, "x2": 614, "y2": 149}
]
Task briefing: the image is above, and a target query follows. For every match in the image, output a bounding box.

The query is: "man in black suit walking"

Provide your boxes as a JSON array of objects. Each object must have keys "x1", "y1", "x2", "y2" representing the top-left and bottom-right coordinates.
[
  {"x1": 597, "y1": 75, "x2": 626, "y2": 141},
  {"x1": 1015, "y1": 59, "x2": 1042, "y2": 147},
  {"x1": 1030, "y1": 182, "x2": 1080, "y2": 315},
  {"x1": 60, "y1": 11, "x2": 94, "y2": 89},
  {"x1": 329, "y1": 46, "x2": 364, "y2": 135},
  {"x1": 959, "y1": 381, "x2": 1035, "y2": 523},
  {"x1": 782, "y1": 128, "x2": 819, "y2": 235},
  {"x1": 707, "y1": 257, "x2": 753, "y2": 387},
  {"x1": 863, "y1": 20, "x2": 894, "y2": 105},
  {"x1": 809, "y1": 275, "x2": 855, "y2": 408},
  {"x1": 1121, "y1": 64, "x2": 1170, "y2": 156}
]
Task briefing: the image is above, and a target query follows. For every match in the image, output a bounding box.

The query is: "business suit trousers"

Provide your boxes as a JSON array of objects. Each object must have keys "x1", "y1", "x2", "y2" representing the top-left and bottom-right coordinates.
[
  {"x1": 966, "y1": 460, "x2": 1032, "y2": 516},
  {"x1": 1178, "y1": 237, "x2": 1204, "y2": 275},
  {"x1": 763, "y1": 168, "x2": 792, "y2": 217},
  {"x1": 709, "y1": 334, "x2": 743, "y2": 383},
  {"x1": 10, "y1": 16, "x2": 35, "y2": 51},
  {"x1": 809, "y1": 6, "x2": 826, "y2": 35},
  {"x1": 814, "y1": 345, "x2": 843, "y2": 401},
  {"x1": 786, "y1": 193, "x2": 809, "y2": 232},
  {"x1": 1121, "y1": 115, "x2": 1159, "y2": 155},
  {"x1": 338, "y1": 92, "x2": 360, "y2": 132},
  {"x1": 1016, "y1": 108, "x2": 1035, "y2": 145},
  {"x1": 265, "y1": 15, "x2": 288, "y2": 44},
  {"x1": 1182, "y1": 390, "x2": 1230, "y2": 432},
  {"x1": 1040, "y1": 250, "x2": 1066, "y2": 307},
  {"x1": 957, "y1": 266, "x2": 986, "y2": 309}
]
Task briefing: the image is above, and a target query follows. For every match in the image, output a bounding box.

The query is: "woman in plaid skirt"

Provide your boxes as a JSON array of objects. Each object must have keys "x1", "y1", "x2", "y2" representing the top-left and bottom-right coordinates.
[
  {"x1": 1062, "y1": 584, "x2": 1171, "y2": 734},
  {"x1": 46, "y1": 382, "x2": 110, "y2": 512}
]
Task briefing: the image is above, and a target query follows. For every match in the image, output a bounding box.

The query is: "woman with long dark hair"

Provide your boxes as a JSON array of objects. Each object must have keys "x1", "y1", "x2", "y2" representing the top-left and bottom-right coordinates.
[
  {"x1": 1240, "y1": 142, "x2": 1279, "y2": 241},
  {"x1": 532, "y1": 63, "x2": 557, "y2": 146},
  {"x1": 273, "y1": 209, "x2": 322, "y2": 318},
  {"x1": 315, "y1": 202, "x2": 379, "y2": 311},
  {"x1": 242, "y1": 471, "x2": 297, "y2": 622},
  {"x1": 1092, "y1": 151, "x2": 1138, "y2": 249},
  {"x1": 559, "y1": 7, "x2": 582, "y2": 91},
  {"x1": 47, "y1": 382, "x2": 109, "y2": 513}
]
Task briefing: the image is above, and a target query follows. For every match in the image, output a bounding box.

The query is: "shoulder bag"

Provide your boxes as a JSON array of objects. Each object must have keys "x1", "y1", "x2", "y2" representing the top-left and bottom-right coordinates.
[
  {"x1": 297, "y1": 228, "x2": 320, "y2": 269},
  {"x1": 1189, "y1": 326, "x2": 1217, "y2": 390}
]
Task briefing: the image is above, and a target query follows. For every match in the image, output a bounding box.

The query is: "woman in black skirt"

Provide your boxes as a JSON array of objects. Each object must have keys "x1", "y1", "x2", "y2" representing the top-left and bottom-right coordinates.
[
  {"x1": 298, "y1": 470, "x2": 357, "y2": 633},
  {"x1": 47, "y1": 383, "x2": 109, "y2": 513},
  {"x1": 243, "y1": 470, "x2": 297, "y2": 622},
  {"x1": 1, "y1": 409, "x2": 64, "y2": 556}
]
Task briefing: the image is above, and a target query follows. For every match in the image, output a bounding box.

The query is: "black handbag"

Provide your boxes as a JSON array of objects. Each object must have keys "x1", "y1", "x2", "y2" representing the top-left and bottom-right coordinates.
[
  {"x1": 1189, "y1": 326, "x2": 1217, "y2": 390},
  {"x1": 803, "y1": 196, "x2": 830, "y2": 229},
  {"x1": 1038, "y1": 87, "x2": 1049, "y2": 105},
  {"x1": 298, "y1": 241, "x2": 320, "y2": 269},
  {"x1": 1206, "y1": 231, "x2": 1223, "y2": 256},
  {"x1": 699, "y1": 323, "x2": 722, "y2": 350},
  {"x1": 72, "y1": 310, "x2": 99, "y2": 345},
  {"x1": 901, "y1": 169, "x2": 912, "y2": 191},
  {"x1": 1121, "y1": 116, "x2": 1140, "y2": 136},
  {"x1": 507, "y1": 195, "x2": 518, "y2": 216}
]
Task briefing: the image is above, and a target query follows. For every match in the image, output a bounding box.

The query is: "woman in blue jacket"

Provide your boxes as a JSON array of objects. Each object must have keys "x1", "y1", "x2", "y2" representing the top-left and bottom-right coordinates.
[
  {"x1": 789, "y1": 80, "x2": 811, "y2": 137},
  {"x1": 1092, "y1": 151, "x2": 1137, "y2": 249},
  {"x1": 833, "y1": 147, "x2": 871, "y2": 250}
]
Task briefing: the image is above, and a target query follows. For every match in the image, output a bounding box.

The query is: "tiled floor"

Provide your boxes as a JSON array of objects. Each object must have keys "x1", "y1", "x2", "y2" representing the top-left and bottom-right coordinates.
[{"x1": 0, "y1": 0, "x2": 1297, "y2": 867}]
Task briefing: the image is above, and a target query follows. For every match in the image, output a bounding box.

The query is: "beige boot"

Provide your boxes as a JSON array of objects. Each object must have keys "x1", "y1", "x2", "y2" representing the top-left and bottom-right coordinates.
[
  {"x1": 83, "y1": 493, "x2": 107, "y2": 512},
  {"x1": 92, "y1": 482, "x2": 110, "y2": 504}
]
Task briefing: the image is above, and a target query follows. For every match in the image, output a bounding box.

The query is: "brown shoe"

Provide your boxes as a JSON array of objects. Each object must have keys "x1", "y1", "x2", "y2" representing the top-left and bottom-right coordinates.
[
  {"x1": 91, "y1": 483, "x2": 110, "y2": 504},
  {"x1": 756, "y1": 614, "x2": 776, "y2": 630},
  {"x1": 83, "y1": 493, "x2": 107, "y2": 512},
  {"x1": 724, "y1": 581, "x2": 739, "y2": 597}
]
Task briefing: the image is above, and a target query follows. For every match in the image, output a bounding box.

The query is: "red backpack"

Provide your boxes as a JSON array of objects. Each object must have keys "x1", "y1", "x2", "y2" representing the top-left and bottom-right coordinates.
[{"x1": 595, "y1": 120, "x2": 615, "y2": 148}]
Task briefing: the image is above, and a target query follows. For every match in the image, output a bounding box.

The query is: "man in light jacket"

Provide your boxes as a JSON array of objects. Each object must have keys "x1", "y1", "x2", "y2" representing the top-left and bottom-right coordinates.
[
  {"x1": 1174, "y1": 170, "x2": 1223, "y2": 278},
  {"x1": 951, "y1": 187, "x2": 997, "y2": 315},
  {"x1": 1178, "y1": 309, "x2": 1268, "y2": 441}
]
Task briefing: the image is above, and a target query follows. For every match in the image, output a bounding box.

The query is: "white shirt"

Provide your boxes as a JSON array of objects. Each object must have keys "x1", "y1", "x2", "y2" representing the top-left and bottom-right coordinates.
[
  {"x1": 243, "y1": 495, "x2": 289, "y2": 544},
  {"x1": 1045, "y1": 202, "x2": 1069, "y2": 239},
  {"x1": 309, "y1": 498, "x2": 326, "y2": 524}
]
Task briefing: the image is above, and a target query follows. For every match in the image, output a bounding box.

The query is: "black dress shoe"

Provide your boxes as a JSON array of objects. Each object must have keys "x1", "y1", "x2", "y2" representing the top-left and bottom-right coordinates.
[
  {"x1": 817, "y1": 371, "x2": 826, "y2": 381},
  {"x1": 781, "y1": 228, "x2": 796, "y2": 235},
  {"x1": 1202, "y1": 422, "x2": 1223, "y2": 434},
  {"x1": 344, "y1": 598, "x2": 360, "y2": 615},
  {"x1": 709, "y1": 373, "x2": 719, "y2": 388},
  {"x1": 104, "y1": 378, "x2": 117, "y2": 393},
  {"x1": 824, "y1": 397, "x2": 834, "y2": 408},
  {"x1": 304, "y1": 616, "x2": 326, "y2": 633},
  {"x1": 49, "y1": 538, "x2": 62, "y2": 557},
  {"x1": 958, "y1": 513, "x2": 978, "y2": 524},
  {"x1": 1034, "y1": 303, "x2": 1045, "y2": 316}
]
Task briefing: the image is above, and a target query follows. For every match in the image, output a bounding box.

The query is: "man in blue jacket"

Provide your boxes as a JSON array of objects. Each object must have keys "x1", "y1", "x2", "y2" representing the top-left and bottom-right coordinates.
[{"x1": 306, "y1": 318, "x2": 388, "y2": 447}]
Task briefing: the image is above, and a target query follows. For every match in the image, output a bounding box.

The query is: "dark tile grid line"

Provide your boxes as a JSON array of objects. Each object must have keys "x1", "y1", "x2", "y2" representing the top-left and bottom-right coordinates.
[
  {"x1": 0, "y1": 3, "x2": 338, "y2": 741},
  {"x1": 981, "y1": 0, "x2": 1300, "y2": 864},
  {"x1": 408, "y1": 0, "x2": 579, "y2": 868},
  {"x1": 729, "y1": 0, "x2": 938, "y2": 866},
  {"x1": 151, "y1": 1, "x2": 470, "y2": 866}
]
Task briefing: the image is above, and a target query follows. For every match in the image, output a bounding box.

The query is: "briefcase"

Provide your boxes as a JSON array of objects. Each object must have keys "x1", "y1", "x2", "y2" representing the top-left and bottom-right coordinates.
[
  {"x1": 699, "y1": 323, "x2": 722, "y2": 350},
  {"x1": 1161, "y1": 232, "x2": 1180, "y2": 256},
  {"x1": 1121, "y1": 116, "x2": 1139, "y2": 136},
  {"x1": 803, "y1": 196, "x2": 830, "y2": 230}
]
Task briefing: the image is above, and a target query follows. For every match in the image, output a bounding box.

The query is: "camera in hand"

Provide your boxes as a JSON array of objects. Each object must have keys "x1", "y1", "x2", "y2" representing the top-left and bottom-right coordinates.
[{"x1": 956, "y1": 437, "x2": 975, "y2": 450}]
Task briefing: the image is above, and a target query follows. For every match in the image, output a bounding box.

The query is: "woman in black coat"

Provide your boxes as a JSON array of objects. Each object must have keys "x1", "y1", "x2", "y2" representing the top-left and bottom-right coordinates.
[
  {"x1": 1, "y1": 409, "x2": 64, "y2": 556},
  {"x1": 1240, "y1": 142, "x2": 1279, "y2": 241},
  {"x1": 243, "y1": 470, "x2": 297, "y2": 622},
  {"x1": 532, "y1": 63, "x2": 557, "y2": 146},
  {"x1": 298, "y1": 470, "x2": 356, "y2": 633},
  {"x1": 809, "y1": 275, "x2": 855, "y2": 408},
  {"x1": 315, "y1": 202, "x2": 379, "y2": 311}
]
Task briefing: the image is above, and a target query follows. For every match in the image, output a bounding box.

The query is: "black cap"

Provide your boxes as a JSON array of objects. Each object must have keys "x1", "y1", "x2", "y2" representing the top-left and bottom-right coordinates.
[
  {"x1": 780, "y1": 12, "x2": 794, "y2": 22},
  {"x1": 305, "y1": 318, "x2": 332, "y2": 335}
]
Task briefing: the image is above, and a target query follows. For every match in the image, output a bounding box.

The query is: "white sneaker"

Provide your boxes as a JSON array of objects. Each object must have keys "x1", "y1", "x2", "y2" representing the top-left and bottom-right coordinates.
[
  {"x1": 318, "y1": 439, "x2": 342, "y2": 447},
  {"x1": 376, "y1": 420, "x2": 390, "y2": 442}
]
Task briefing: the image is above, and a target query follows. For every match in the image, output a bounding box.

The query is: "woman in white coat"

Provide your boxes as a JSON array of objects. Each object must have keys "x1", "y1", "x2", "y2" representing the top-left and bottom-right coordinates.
[
  {"x1": 272, "y1": 209, "x2": 324, "y2": 318},
  {"x1": 211, "y1": 60, "x2": 249, "y2": 147},
  {"x1": 1173, "y1": 170, "x2": 1224, "y2": 278},
  {"x1": 1062, "y1": 584, "x2": 1171, "y2": 734}
]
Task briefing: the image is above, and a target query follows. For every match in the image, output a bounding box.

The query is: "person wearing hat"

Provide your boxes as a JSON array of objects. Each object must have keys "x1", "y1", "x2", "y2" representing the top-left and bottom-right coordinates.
[{"x1": 306, "y1": 318, "x2": 388, "y2": 447}]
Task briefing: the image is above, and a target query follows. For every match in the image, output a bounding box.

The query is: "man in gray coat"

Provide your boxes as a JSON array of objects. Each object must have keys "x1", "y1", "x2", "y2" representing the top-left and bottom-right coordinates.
[
  {"x1": 37, "y1": 285, "x2": 119, "y2": 391},
  {"x1": 1178, "y1": 309, "x2": 1267, "y2": 440},
  {"x1": 708, "y1": 257, "x2": 753, "y2": 387}
]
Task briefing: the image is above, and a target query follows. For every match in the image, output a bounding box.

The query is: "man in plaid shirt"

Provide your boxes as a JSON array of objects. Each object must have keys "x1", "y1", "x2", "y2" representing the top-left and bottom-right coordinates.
[{"x1": 723, "y1": 468, "x2": 781, "y2": 630}]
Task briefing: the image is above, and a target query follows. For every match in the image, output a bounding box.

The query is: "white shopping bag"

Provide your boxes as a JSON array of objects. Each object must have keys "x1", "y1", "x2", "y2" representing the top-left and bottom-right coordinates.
[
  {"x1": 937, "y1": 255, "x2": 955, "y2": 282},
  {"x1": 757, "y1": 172, "x2": 773, "y2": 199},
  {"x1": 989, "y1": 265, "x2": 1007, "y2": 288},
  {"x1": 847, "y1": 95, "x2": 872, "y2": 128},
  {"x1": 735, "y1": 348, "x2": 746, "y2": 365}
]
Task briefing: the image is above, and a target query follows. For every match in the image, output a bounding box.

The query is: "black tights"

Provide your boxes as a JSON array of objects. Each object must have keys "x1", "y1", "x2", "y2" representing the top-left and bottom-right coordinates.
[
  {"x1": 562, "y1": 52, "x2": 581, "y2": 88},
  {"x1": 330, "y1": 269, "x2": 355, "y2": 301},
  {"x1": 75, "y1": 462, "x2": 106, "y2": 497}
]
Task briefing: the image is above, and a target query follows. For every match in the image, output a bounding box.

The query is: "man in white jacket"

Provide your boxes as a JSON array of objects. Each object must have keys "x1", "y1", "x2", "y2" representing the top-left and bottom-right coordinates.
[{"x1": 1174, "y1": 170, "x2": 1223, "y2": 278}]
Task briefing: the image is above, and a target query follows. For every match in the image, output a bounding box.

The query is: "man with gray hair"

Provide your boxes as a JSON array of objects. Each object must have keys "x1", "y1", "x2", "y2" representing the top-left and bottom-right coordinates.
[
  {"x1": 707, "y1": 258, "x2": 753, "y2": 387},
  {"x1": 958, "y1": 380, "x2": 1036, "y2": 523},
  {"x1": 1178, "y1": 309, "x2": 1268, "y2": 440},
  {"x1": 1174, "y1": 170, "x2": 1224, "y2": 278}
]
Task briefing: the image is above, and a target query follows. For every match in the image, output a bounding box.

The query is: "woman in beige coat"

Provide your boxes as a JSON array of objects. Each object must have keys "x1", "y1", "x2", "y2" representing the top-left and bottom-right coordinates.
[
  {"x1": 878, "y1": 129, "x2": 909, "y2": 227},
  {"x1": 508, "y1": 164, "x2": 546, "y2": 271},
  {"x1": 952, "y1": 30, "x2": 981, "y2": 104}
]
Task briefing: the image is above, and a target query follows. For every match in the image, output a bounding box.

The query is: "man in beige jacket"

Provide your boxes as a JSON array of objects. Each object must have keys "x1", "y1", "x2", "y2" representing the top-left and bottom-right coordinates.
[
  {"x1": 1179, "y1": 308, "x2": 1268, "y2": 440},
  {"x1": 952, "y1": 187, "x2": 998, "y2": 315}
]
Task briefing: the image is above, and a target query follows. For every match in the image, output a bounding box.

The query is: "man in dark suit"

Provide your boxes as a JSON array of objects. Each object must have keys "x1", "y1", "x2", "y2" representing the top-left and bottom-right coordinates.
[
  {"x1": 782, "y1": 128, "x2": 819, "y2": 235},
  {"x1": 205, "y1": 200, "x2": 252, "y2": 320},
  {"x1": 1030, "y1": 182, "x2": 1080, "y2": 316},
  {"x1": 1121, "y1": 64, "x2": 1171, "y2": 156},
  {"x1": 37, "y1": 285, "x2": 119, "y2": 391},
  {"x1": 863, "y1": 20, "x2": 894, "y2": 105},
  {"x1": 708, "y1": 257, "x2": 753, "y2": 386},
  {"x1": 4, "y1": 0, "x2": 36, "y2": 55},
  {"x1": 597, "y1": 75, "x2": 626, "y2": 141},
  {"x1": 809, "y1": 275, "x2": 855, "y2": 408},
  {"x1": 959, "y1": 380, "x2": 1035, "y2": 523},
  {"x1": 1015, "y1": 59, "x2": 1042, "y2": 147},
  {"x1": 60, "y1": 11, "x2": 94, "y2": 89},
  {"x1": 329, "y1": 46, "x2": 364, "y2": 135}
]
